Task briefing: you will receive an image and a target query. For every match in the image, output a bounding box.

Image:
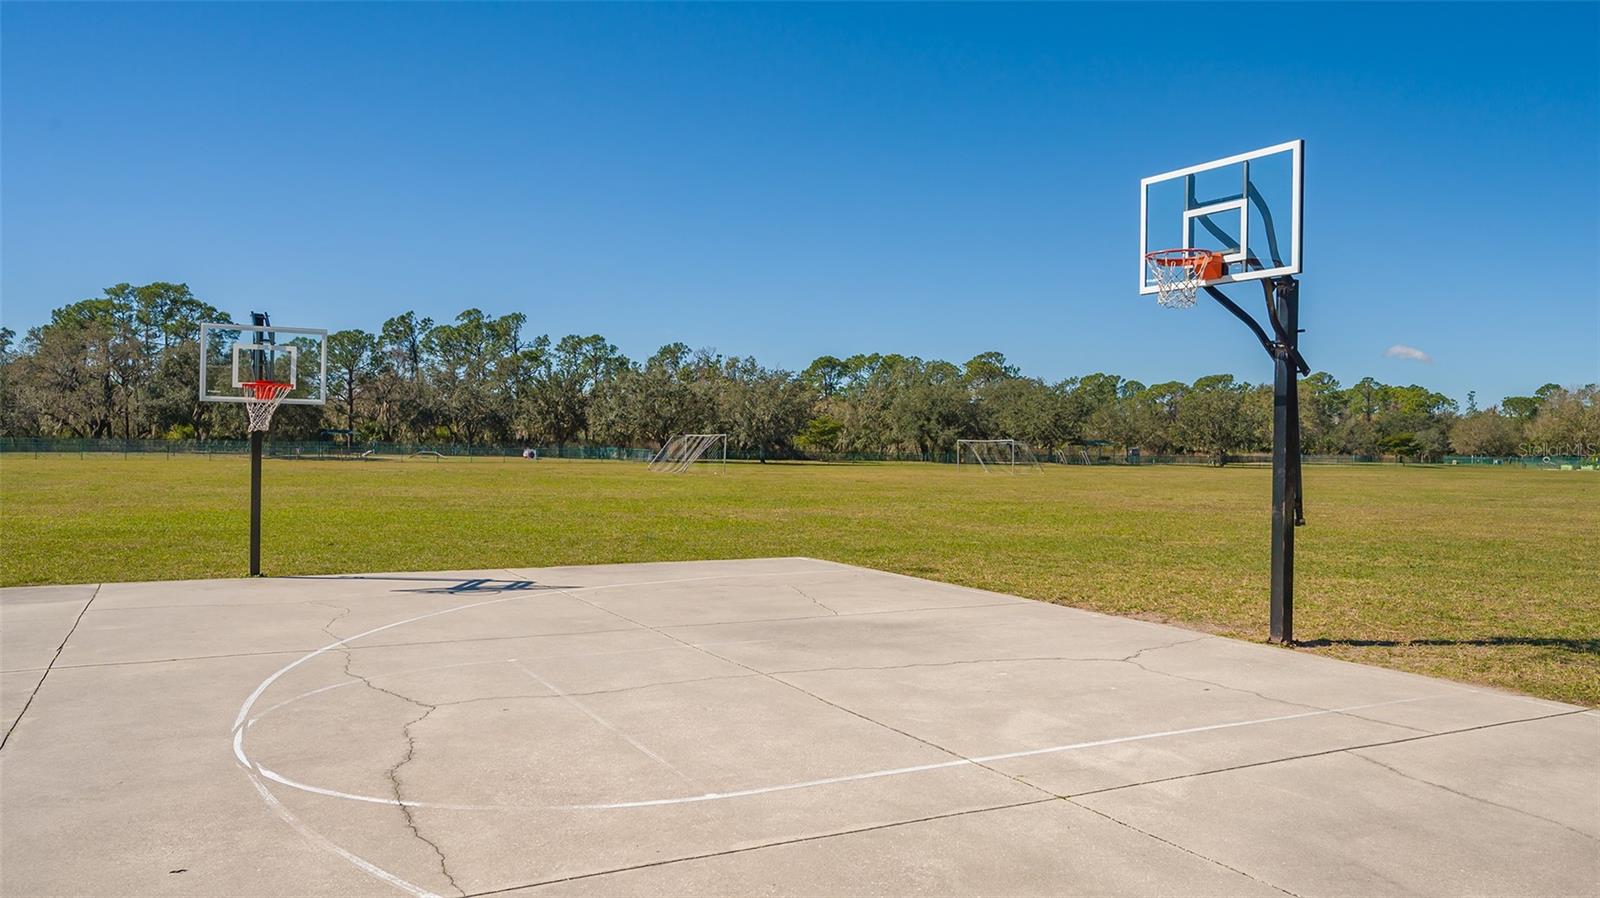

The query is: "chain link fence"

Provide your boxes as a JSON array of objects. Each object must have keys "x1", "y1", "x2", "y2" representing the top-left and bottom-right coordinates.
[{"x1": 1, "y1": 438, "x2": 1593, "y2": 469}]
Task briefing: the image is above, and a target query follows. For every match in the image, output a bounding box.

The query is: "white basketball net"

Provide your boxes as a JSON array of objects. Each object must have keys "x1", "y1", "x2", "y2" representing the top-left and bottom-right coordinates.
[
  {"x1": 242, "y1": 381, "x2": 292, "y2": 433},
  {"x1": 1145, "y1": 250, "x2": 1215, "y2": 309}
]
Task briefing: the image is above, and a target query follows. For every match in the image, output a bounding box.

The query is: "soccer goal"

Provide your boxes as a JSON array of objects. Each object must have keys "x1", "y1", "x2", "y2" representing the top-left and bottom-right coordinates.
[
  {"x1": 956, "y1": 439, "x2": 1042, "y2": 472},
  {"x1": 649, "y1": 433, "x2": 728, "y2": 474}
]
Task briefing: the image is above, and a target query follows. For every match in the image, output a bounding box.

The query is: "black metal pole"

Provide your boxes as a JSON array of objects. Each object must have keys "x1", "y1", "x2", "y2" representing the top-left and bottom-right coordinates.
[
  {"x1": 1287, "y1": 283, "x2": 1306, "y2": 527},
  {"x1": 1205, "y1": 278, "x2": 1307, "y2": 643},
  {"x1": 1269, "y1": 277, "x2": 1300, "y2": 643},
  {"x1": 247, "y1": 310, "x2": 272, "y2": 577},
  {"x1": 250, "y1": 431, "x2": 263, "y2": 577}
]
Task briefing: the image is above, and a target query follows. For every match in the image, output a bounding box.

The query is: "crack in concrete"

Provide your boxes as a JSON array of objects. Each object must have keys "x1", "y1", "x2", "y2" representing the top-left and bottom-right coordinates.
[
  {"x1": 1, "y1": 584, "x2": 100, "y2": 752},
  {"x1": 390, "y1": 704, "x2": 463, "y2": 896},
  {"x1": 1346, "y1": 750, "x2": 1599, "y2": 842},
  {"x1": 1119, "y1": 635, "x2": 1212, "y2": 663},
  {"x1": 307, "y1": 600, "x2": 352, "y2": 637},
  {"x1": 310, "y1": 602, "x2": 465, "y2": 897}
]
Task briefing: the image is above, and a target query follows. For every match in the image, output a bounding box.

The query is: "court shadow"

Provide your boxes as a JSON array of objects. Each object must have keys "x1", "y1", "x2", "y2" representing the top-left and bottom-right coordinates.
[
  {"x1": 285, "y1": 574, "x2": 580, "y2": 595},
  {"x1": 1300, "y1": 636, "x2": 1598, "y2": 656}
]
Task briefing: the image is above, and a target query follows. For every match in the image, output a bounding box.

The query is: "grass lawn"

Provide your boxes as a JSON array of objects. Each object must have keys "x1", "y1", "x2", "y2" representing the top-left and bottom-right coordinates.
[{"x1": 2, "y1": 453, "x2": 1595, "y2": 705}]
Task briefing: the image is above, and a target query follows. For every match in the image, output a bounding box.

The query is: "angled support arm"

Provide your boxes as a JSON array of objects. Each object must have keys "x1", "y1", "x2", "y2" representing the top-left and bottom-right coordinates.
[{"x1": 1261, "y1": 279, "x2": 1311, "y2": 375}]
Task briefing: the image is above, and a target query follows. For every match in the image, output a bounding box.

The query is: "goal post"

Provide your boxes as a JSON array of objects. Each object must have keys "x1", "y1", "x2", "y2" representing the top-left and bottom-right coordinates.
[
  {"x1": 649, "y1": 433, "x2": 728, "y2": 474},
  {"x1": 956, "y1": 439, "x2": 1043, "y2": 472}
]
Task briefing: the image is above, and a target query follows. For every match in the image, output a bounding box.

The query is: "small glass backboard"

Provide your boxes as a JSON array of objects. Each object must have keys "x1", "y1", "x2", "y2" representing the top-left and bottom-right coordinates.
[{"x1": 199, "y1": 322, "x2": 328, "y2": 406}]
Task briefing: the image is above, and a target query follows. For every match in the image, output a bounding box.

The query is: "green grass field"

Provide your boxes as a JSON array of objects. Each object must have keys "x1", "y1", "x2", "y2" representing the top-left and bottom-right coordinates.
[{"x1": 2, "y1": 454, "x2": 1595, "y2": 705}]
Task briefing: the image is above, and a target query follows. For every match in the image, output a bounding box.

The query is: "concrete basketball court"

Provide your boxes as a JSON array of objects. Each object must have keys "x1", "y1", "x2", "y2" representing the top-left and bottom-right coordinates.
[{"x1": 1, "y1": 557, "x2": 1595, "y2": 897}]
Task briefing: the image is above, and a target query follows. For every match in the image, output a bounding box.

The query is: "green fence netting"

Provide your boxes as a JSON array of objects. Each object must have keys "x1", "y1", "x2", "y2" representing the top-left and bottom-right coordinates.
[{"x1": 1, "y1": 438, "x2": 1592, "y2": 468}]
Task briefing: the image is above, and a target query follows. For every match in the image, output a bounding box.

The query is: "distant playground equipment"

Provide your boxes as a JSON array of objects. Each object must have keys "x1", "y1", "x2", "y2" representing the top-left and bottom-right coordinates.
[
  {"x1": 649, "y1": 433, "x2": 728, "y2": 474},
  {"x1": 320, "y1": 428, "x2": 356, "y2": 452},
  {"x1": 1071, "y1": 439, "x2": 1117, "y2": 465}
]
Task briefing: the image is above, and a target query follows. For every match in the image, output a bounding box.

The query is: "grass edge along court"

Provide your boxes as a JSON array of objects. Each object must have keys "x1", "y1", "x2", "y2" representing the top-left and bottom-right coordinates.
[{"x1": 1, "y1": 454, "x2": 1595, "y2": 706}]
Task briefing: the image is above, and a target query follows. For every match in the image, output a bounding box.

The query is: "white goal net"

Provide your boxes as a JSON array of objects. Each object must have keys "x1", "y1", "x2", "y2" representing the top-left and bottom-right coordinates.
[
  {"x1": 956, "y1": 439, "x2": 1043, "y2": 472},
  {"x1": 649, "y1": 433, "x2": 728, "y2": 474}
]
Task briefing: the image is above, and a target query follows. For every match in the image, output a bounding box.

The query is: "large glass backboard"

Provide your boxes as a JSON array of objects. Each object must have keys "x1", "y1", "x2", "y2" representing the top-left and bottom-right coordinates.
[
  {"x1": 199, "y1": 322, "x2": 328, "y2": 405},
  {"x1": 1140, "y1": 140, "x2": 1303, "y2": 294}
]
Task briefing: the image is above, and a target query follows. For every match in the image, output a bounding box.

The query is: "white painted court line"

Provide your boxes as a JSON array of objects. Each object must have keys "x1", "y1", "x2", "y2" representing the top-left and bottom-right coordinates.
[
  {"x1": 247, "y1": 696, "x2": 1438, "y2": 812},
  {"x1": 247, "y1": 774, "x2": 442, "y2": 898},
  {"x1": 256, "y1": 763, "x2": 504, "y2": 811},
  {"x1": 556, "y1": 696, "x2": 1437, "y2": 810}
]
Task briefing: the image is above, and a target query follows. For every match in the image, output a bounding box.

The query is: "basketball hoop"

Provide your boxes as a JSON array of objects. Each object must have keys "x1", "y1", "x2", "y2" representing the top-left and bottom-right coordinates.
[
  {"x1": 240, "y1": 380, "x2": 293, "y2": 432},
  {"x1": 1144, "y1": 248, "x2": 1224, "y2": 309}
]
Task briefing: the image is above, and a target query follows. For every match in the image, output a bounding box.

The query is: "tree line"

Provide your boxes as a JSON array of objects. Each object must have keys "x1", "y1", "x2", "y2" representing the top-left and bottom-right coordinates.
[{"x1": 2, "y1": 282, "x2": 1596, "y2": 462}]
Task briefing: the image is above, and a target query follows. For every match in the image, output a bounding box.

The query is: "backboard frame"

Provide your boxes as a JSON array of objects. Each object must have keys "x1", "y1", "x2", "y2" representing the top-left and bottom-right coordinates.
[
  {"x1": 1139, "y1": 139, "x2": 1303, "y2": 295},
  {"x1": 199, "y1": 322, "x2": 329, "y2": 406}
]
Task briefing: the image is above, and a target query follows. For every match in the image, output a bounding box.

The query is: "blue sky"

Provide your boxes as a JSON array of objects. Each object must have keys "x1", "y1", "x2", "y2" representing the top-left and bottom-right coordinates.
[{"x1": 3, "y1": 2, "x2": 1596, "y2": 405}]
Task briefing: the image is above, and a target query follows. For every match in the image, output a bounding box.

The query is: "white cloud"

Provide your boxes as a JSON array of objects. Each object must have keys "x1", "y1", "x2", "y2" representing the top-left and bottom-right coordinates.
[{"x1": 1385, "y1": 344, "x2": 1433, "y2": 364}]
